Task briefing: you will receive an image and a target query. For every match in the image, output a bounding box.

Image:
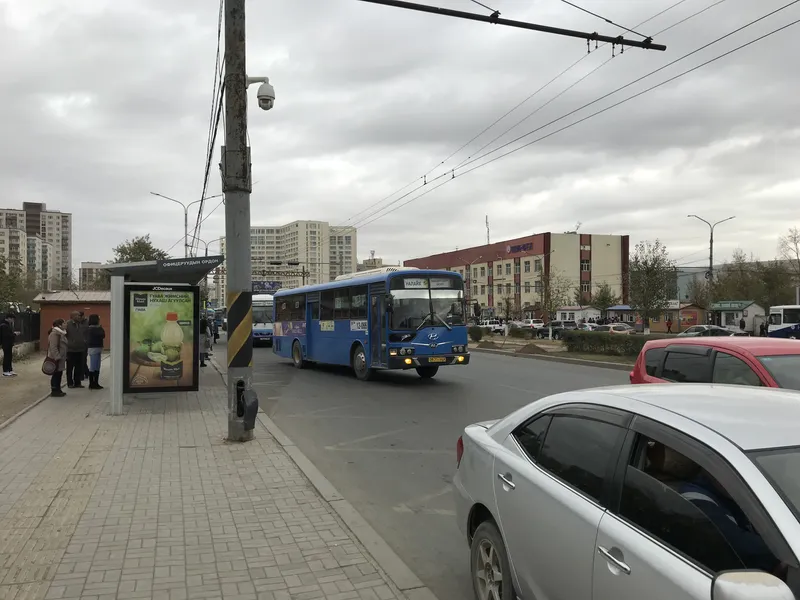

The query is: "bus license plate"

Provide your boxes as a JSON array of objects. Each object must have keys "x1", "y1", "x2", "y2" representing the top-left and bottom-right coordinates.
[{"x1": 428, "y1": 357, "x2": 446, "y2": 363}]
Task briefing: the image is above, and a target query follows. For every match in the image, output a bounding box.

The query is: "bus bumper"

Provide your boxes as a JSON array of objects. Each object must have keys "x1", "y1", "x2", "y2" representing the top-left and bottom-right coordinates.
[{"x1": 388, "y1": 353, "x2": 470, "y2": 369}]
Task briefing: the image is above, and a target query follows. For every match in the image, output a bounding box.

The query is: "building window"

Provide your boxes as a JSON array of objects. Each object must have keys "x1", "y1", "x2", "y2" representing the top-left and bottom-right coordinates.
[
  {"x1": 524, "y1": 282, "x2": 531, "y2": 293},
  {"x1": 497, "y1": 284, "x2": 503, "y2": 294},
  {"x1": 581, "y1": 282, "x2": 590, "y2": 292},
  {"x1": 580, "y1": 244, "x2": 591, "y2": 251},
  {"x1": 497, "y1": 264, "x2": 502, "y2": 276},
  {"x1": 534, "y1": 281, "x2": 543, "y2": 293},
  {"x1": 481, "y1": 285, "x2": 486, "y2": 295},
  {"x1": 473, "y1": 285, "x2": 478, "y2": 296},
  {"x1": 524, "y1": 260, "x2": 531, "y2": 273},
  {"x1": 581, "y1": 260, "x2": 591, "y2": 272},
  {"x1": 515, "y1": 284, "x2": 520, "y2": 294},
  {"x1": 505, "y1": 263, "x2": 511, "y2": 275},
  {"x1": 505, "y1": 283, "x2": 511, "y2": 295},
  {"x1": 534, "y1": 259, "x2": 542, "y2": 272},
  {"x1": 515, "y1": 263, "x2": 520, "y2": 274},
  {"x1": 473, "y1": 267, "x2": 478, "y2": 279},
  {"x1": 480, "y1": 266, "x2": 485, "y2": 277}
]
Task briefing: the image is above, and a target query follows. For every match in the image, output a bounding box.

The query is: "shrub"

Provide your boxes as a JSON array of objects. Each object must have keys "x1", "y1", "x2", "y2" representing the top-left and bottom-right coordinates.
[
  {"x1": 509, "y1": 326, "x2": 527, "y2": 339},
  {"x1": 561, "y1": 330, "x2": 675, "y2": 356},
  {"x1": 468, "y1": 326, "x2": 484, "y2": 343}
]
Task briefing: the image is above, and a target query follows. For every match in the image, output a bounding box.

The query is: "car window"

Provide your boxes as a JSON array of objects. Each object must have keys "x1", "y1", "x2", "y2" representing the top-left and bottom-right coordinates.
[
  {"x1": 537, "y1": 415, "x2": 624, "y2": 504},
  {"x1": 712, "y1": 352, "x2": 763, "y2": 387},
  {"x1": 620, "y1": 436, "x2": 780, "y2": 575},
  {"x1": 758, "y1": 355, "x2": 800, "y2": 391},
  {"x1": 513, "y1": 415, "x2": 551, "y2": 461},
  {"x1": 644, "y1": 347, "x2": 665, "y2": 376},
  {"x1": 662, "y1": 351, "x2": 709, "y2": 383}
]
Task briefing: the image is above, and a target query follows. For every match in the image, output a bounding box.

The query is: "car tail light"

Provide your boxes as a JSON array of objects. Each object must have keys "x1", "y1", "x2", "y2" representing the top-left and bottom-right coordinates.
[{"x1": 456, "y1": 436, "x2": 464, "y2": 469}]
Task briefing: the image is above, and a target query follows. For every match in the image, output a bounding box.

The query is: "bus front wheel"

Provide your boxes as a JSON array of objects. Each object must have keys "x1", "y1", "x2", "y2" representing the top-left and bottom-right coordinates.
[
  {"x1": 416, "y1": 366, "x2": 439, "y2": 379},
  {"x1": 352, "y1": 345, "x2": 373, "y2": 381},
  {"x1": 292, "y1": 341, "x2": 306, "y2": 369}
]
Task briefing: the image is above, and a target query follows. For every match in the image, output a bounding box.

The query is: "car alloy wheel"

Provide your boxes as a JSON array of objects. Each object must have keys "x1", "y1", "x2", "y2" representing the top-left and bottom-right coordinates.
[{"x1": 471, "y1": 521, "x2": 513, "y2": 600}]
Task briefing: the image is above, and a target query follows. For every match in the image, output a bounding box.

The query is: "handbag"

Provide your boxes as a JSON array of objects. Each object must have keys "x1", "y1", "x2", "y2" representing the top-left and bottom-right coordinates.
[{"x1": 42, "y1": 356, "x2": 58, "y2": 376}]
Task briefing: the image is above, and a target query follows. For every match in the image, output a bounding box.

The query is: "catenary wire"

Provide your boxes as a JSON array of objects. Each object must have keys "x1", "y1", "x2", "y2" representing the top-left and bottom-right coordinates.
[
  {"x1": 353, "y1": 11, "x2": 800, "y2": 232},
  {"x1": 560, "y1": 0, "x2": 648, "y2": 38}
]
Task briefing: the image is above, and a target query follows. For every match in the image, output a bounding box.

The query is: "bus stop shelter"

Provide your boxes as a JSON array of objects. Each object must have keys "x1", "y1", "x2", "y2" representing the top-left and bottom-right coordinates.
[{"x1": 103, "y1": 256, "x2": 223, "y2": 415}]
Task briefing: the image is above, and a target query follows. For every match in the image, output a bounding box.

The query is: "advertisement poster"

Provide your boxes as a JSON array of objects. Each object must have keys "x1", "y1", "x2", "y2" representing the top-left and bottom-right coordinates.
[{"x1": 123, "y1": 284, "x2": 200, "y2": 393}]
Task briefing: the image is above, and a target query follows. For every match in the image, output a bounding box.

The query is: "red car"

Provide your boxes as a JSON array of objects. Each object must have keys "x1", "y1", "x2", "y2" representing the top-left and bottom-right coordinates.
[{"x1": 630, "y1": 336, "x2": 800, "y2": 390}]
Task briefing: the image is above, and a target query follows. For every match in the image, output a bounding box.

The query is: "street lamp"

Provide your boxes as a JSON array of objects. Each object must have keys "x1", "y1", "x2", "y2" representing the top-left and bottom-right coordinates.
[
  {"x1": 150, "y1": 192, "x2": 223, "y2": 257},
  {"x1": 688, "y1": 214, "x2": 735, "y2": 323},
  {"x1": 191, "y1": 235, "x2": 225, "y2": 257}
]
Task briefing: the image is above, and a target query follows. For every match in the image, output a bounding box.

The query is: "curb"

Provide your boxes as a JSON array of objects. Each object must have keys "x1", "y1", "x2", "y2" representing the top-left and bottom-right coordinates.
[
  {"x1": 208, "y1": 356, "x2": 439, "y2": 600},
  {"x1": 0, "y1": 352, "x2": 112, "y2": 432},
  {"x1": 470, "y1": 346, "x2": 634, "y2": 372}
]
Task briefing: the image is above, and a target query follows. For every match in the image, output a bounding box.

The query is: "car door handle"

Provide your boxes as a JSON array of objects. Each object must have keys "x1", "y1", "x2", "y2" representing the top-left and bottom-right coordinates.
[
  {"x1": 597, "y1": 546, "x2": 631, "y2": 575},
  {"x1": 497, "y1": 473, "x2": 515, "y2": 489}
]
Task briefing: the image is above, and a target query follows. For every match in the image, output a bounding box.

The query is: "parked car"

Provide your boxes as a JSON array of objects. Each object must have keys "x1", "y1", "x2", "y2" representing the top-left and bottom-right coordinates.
[
  {"x1": 521, "y1": 319, "x2": 545, "y2": 330},
  {"x1": 679, "y1": 324, "x2": 749, "y2": 337},
  {"x1": 453, "y1": 384, "x2": 800, "y2": 600},
  {"x1": 536, "y1": 320, "x2": 577, "y2": 339},
  {"x1": 480, "y1": 319, "x2": 505, "y2": 335},
  {"x1": 630, "y1": 337, "x2": 800, "y2": 389},
  {"x1": 595, "y1": 323, "x2": 632, "y2": 335},
  {"x1": 578, "y1": 322, "x2": 598, "y2": 331}
]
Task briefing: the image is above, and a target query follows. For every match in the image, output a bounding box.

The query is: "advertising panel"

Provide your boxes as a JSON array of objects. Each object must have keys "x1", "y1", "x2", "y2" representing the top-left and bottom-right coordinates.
[{"x1": 123, "y1": 284, "x2": 200, "y2": 393}]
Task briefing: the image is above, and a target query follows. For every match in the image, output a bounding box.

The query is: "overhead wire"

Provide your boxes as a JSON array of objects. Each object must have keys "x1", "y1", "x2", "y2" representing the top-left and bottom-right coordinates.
[
  {"x1": 560, "y1": 0, "x2": 649, "y2": 38},
  {"x1": 352, "y1": 5, "x2": 800, "y2": 232}
]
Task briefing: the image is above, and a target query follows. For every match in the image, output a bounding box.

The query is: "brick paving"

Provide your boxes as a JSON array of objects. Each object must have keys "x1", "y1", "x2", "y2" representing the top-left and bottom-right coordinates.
[{"x1": 0, "y1": 367, "x2": 404, "y2": 600}]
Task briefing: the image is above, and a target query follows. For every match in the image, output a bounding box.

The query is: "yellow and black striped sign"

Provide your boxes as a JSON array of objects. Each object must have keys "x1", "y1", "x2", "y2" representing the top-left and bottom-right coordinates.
[{"x1": 227, "y1": 291, "x2": 253, "y2": 368}]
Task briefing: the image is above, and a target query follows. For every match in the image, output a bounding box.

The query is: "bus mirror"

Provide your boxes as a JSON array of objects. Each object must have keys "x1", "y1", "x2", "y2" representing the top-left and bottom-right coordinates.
[{"x1": 385, "y1": 294, "x2": 394, "y2": 312}]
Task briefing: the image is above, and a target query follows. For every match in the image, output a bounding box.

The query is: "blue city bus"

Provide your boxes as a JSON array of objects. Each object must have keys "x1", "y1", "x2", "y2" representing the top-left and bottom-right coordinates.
[{"x1": 272, "y1": 268, "x2": 470, "y2": 380}]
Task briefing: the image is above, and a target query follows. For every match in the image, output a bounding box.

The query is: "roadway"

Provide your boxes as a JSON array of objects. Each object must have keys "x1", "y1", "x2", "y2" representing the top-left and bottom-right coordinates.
[{"x1": 211, "y1": 341, "x2": 629, "y2": 600}]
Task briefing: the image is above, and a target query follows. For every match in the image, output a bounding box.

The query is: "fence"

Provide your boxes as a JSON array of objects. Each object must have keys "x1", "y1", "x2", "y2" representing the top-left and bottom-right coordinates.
[{"x1": 9, "y1": 311, "x2": 40, "y2": 344}]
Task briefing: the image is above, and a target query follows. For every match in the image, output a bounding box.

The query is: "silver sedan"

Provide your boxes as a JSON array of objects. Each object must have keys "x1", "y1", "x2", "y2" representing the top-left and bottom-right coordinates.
[{"x1": 453, "y1": 384, "x2": 800, "y2": 600}]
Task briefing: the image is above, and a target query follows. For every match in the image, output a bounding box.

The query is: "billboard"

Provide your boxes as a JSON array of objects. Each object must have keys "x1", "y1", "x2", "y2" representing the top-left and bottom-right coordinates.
[
  {"x1": 253, "y1": 281, "x2": 281, "y2": 293},
  {"x1": 123, "y1": 284, "x2": 200, "y2": 393}
]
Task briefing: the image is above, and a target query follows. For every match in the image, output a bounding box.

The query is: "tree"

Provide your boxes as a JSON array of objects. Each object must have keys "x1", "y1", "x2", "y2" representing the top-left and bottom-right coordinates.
[
  {"x1": 540, "y1": 268, "x2": 572, "y2": 338},
  {"x1": 778, "y1": 226, "x2": 800, "y2": 286},
  {"x1": 591, "y1": 282, "x2": 620, "y2": 317},
  {"x1": 628, "y1": 239, "x2": 675, "y2": 328},
  {"x1": 113, "y1": 234, "x2": 169, "y2": 263},
  {"x1": 0, "y1": 255, "x2": 25, "y2": 310},
  {"x1": 712, "y1": 250, "x2": 794, "y2": 311},
  {"x1": 685, "y1": 276, "x2": 709, "y2": 307}
]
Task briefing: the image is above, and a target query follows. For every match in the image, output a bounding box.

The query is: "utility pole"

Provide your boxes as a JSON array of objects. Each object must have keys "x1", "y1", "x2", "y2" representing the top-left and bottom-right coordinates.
[
  {"x1": 688, "y1": 214, "x2": 735, "y2": 326},
  {"x1": 222, "y1": 0, "x2": 254, "y2": 442}
]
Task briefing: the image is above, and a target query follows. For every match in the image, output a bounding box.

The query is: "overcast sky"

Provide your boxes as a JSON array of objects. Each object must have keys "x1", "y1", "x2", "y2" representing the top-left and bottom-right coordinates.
[{"x1": 1, "y1": 0, "x2": 798, "y2": 272}]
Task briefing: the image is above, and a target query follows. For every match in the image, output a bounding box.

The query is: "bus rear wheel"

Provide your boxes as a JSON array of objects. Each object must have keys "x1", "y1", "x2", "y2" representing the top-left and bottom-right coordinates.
[
  {"x1": 416, "y1": 366, "x2": 439, "y2": 379},
  {"x1": 292, "y1": 340, "x2": 305, "y2": 369},
  {"x1": 352, "y1": 345, "x2": 373, "y2": 381}
]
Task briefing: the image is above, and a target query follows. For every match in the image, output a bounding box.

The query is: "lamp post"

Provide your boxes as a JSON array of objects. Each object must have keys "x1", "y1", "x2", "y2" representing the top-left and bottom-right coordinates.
[
  {"x1": 688, "y1": 214, "x2": 735, "y2": 324},
  {"x1": 150, "y1": 192, "x2": 223, "y2": 257}
]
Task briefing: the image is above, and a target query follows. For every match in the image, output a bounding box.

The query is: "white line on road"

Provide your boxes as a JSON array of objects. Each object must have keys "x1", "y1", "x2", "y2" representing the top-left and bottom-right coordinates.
[
  {"x1": 323, "y1": 447, "x2": 452, "y2": 455},
  {"x1": 282, "y1": 403, "x2": 361, "y2": 418},
  {"x1": 325, "y1": 427, "x2": 410, "y2": 449}
]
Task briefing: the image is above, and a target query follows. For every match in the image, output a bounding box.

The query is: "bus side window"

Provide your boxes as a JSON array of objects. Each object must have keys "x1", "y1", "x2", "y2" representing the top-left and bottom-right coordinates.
[
  {"x1": 310, "y1": 300, "x2": 320, "y2": 320},
  {"x1": 276, "y1": 301, "x2": 290, "y2": 322},
  {"x1": 334, "y1": 288, "x2": 351, "y2": 320},
  {"x1": 288, "y1": 295, "x2": 306, "y2": 321},
  {"x1": 351, "y1": 286, "x2": 367, "y2": 318},
  {"x1": 320, "y1": 291, "x2": 334, "y2": 320}
]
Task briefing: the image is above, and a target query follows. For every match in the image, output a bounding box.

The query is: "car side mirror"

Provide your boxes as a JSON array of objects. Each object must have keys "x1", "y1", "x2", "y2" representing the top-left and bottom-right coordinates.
[{"x1": 712, "y1": 571, "x2": 794, "y2": 600}]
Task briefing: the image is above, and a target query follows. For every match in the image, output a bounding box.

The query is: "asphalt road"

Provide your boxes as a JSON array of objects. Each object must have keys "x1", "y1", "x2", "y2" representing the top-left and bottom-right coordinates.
[{"x1": 212, "y1": 341, "x2": 629, "y2": 600}]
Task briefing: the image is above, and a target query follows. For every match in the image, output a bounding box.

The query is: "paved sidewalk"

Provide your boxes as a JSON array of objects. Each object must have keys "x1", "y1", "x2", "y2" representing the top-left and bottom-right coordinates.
[{"x1": 0, "y1": 366, "x2": 405, "y2": 600}]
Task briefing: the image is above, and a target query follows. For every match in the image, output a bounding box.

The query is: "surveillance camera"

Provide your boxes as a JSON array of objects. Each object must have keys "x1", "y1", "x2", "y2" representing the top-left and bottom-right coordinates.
[{"x1": 256, "y1": 80, "x2": 275, "y2": 111}]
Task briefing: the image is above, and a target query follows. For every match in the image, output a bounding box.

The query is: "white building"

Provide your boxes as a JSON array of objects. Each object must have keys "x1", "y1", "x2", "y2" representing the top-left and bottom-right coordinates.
[
  {"x1": 214, "y1": 220, "x2": 357, "y2": 302},
  {"x1": 79, "y1": 261, "x2": 104, "y2": 289},
  {"x1": 0, "y1": 203, "x2": 72, "y2": 287},
  {"x1": 0, "y1": 227, "x2": 27, "y2": 273}
]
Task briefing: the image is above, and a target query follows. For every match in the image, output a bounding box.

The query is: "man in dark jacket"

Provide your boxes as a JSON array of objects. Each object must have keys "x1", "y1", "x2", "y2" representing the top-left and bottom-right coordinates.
[
  {"x1": 1, "y1": 313, "x2": 18, "y2": 377},
  {"x1": 65, "y1": 311, "x2": 87, "y2": 387}
]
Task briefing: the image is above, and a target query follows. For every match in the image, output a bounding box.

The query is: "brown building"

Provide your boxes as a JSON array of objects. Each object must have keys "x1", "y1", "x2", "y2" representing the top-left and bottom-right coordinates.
[
  {"x1": 34, "y1": 291, "x2": 112, "y2": 349},
  {"x1": 404, "y1": 231, "x2": 629, "y2": 315}
]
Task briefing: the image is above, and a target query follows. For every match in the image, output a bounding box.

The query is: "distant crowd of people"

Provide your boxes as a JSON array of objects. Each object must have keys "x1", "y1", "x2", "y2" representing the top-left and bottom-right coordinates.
[{"x1": 46, "y1": 311, "x2": 106, "y2": 397}]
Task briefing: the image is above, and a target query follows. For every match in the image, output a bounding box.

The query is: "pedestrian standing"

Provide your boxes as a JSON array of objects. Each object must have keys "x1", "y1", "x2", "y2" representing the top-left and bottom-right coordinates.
[
  {"x1": 86, "y1": 314, "x2": 105, "y2": 390},
  {"x1": 65, "y1": 311, "x2": 87, "y2": 388},
  {"x1": 666, "y1": 318, "x2": 673, "y2": 334},
  {"x1": 79, "y1": 312, "x2": 90, "y2": 378},
  {"x1": 199, "y1": 317, "x2": 209, "y2": 367},
  {"x1": 47, "y1": 319, "x2": 68, "y2": 397},
  {"x1": 1, "y1": 313, "x2": 19, "y2": 377}
]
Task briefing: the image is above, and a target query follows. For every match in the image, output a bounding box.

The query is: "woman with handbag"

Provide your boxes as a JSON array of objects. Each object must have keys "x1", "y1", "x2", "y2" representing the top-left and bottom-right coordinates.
[{"x1": 46, "y1": 319, "x2": 68, "y2": 397}]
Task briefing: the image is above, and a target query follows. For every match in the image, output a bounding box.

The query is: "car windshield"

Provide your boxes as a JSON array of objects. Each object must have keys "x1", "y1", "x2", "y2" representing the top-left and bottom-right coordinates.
[
  {"x1": 252, "y1": 307, "x2": 273, "y2": 324},
  {"x1": 749, "y1": 447, "x2": 800, "y2": 519},
  {"x1": 390, "y1": 276, "x2": 464, "y2": 330},
  {"x1": 757, "y1": 355, "x2": 800, "y2": 391}
]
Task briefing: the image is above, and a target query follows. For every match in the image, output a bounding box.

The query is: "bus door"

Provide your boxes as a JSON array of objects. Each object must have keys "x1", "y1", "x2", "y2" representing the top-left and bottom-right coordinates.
[
  {"x1": 370, "y1": 285, "x2": 386, "y2": 367},
  {"x1": 306, "y1": 292, "x2": 319, "y2": 359}
]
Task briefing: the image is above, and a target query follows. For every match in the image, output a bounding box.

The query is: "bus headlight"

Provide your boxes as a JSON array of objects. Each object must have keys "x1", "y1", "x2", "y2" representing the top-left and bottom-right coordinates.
[
  {"x1": 399, "y1": 347, "x2": 414, "y2": 355},
  {"x1": 452, "y1": 345, "x2": 466, "y2": 353},
  {"x1": 390, "y1": 348, "x2": 398, "y2": 356}
]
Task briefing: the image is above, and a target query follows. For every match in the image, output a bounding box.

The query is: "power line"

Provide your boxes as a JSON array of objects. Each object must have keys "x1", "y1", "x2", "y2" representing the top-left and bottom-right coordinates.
[
  {"x1": 469, "y1": 0, "x2": 499, "y2": 15},
  {"x1": 560, "y1": 0, "x2": 648, "y2": 38},
  {"x1": 355, "y1": 8, "x2": 800, "y2": 231},
  {"x1": 320, "y1": 0, "x2": 705, "y2": 244}
]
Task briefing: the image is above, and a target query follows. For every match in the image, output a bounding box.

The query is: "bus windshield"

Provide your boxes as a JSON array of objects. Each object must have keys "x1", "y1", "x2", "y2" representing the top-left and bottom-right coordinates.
[
  {"x1": 390, "y1": 276, "x2": 464, "y2": 330},
  {"x1": 253, "y1": 307, "x2": 273, "y2": 324}
]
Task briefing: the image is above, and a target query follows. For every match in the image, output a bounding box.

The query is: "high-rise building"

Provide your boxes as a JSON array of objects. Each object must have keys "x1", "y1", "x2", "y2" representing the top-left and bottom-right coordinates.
[
  {"x1": 79, "y1": 261, "x2": 104, "y2": 289},
  {"x1": 0, "y1": 227, "x2": 27, "y2": 273},
  {"x1": 212, "y1": 220, "x2": 358, "y2": 303},
  {"x1": 0, "y1": 203, "x2": 72, "y2": 286}
]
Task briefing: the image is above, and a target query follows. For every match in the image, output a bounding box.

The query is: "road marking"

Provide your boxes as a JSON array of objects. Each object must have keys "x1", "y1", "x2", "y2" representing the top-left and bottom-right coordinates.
[
  {"x1": 324, "y1": 447, "x2": 451, "y2": 455},
  {"x1": 282, "y1": 403, "x2": 360, "y2": 418},
  {"x1": 325, "y1": 427, "x2": 409, "y2": 449},
  {"x1": 393, "y1": 486, "x2": 456, "y2": 516}
]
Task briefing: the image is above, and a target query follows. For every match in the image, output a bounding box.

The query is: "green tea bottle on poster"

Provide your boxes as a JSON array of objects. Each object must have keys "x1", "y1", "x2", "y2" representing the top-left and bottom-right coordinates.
[{"x1": 160, "y1": 312, "x2": 184, "y2": 380}]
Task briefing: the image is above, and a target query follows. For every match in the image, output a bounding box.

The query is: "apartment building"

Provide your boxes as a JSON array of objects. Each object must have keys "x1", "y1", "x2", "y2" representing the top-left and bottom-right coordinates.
[
  {"x1": 0, "y1": 227, "x2": 27, "y2": 273},
  {"x1": 213, "y1": 220, "x2": 358, "y2": 302},
  {"x1": 79, "y1": 261, "x2": 104, "y2": 289},
  {"x1": 0, "y1": 203, "x2": 72, "y2": 286},
  {"x1": 404, "y1": 231, "x2": 629, "y2": 316}
]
